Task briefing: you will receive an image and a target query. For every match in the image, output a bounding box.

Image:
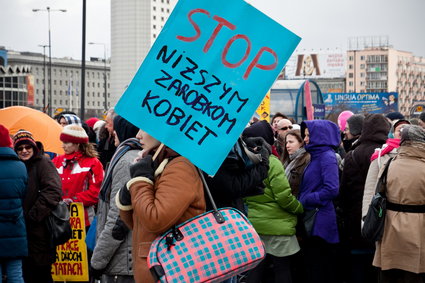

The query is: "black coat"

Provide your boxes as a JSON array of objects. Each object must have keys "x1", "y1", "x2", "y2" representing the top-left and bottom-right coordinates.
[
  {"x1": 340, "y1": 114, "x2": 390, "y2": 249},
  {"x1": 204, "y1": 142, "x2": 268, "y2": 212},
  {"x1": 23, "y1": 153, "x2": 62, "y2": 265}
]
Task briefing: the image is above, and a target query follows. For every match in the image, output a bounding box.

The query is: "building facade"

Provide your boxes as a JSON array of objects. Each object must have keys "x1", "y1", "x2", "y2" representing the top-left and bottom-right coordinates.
[
  {"x1": 110, "y1": 0, "x2": 177, "y2": 106},
  {"x1": 1, "y1": 49, "x2": 111, "y2": 117},
  {"x1": 346, "y1": 47, "x2": 425, "y2": 116}
]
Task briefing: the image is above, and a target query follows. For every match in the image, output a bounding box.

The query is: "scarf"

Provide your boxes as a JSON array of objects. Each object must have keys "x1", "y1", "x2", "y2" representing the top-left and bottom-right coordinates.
[
  {"x1": 99, "y1": 138, "x2": 143, "y2": 201},
  {"x1": 370, "y1": 138, "x2": 400, "y2": 161},
  {"x1": 285, "y1": 147, "x2": 306, "y2": 178},
  {"x1": 62, "y1": 151, "x2": 84, "y2": 171}
]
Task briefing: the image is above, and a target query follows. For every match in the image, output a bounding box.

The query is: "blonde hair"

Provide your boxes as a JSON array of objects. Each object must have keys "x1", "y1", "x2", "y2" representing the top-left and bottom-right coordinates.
[{"x1": 79, "y1": 143, "x2": 98, "y2": 158}]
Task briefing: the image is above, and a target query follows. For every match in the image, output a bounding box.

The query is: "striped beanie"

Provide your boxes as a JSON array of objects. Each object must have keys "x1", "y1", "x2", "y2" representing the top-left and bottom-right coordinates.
[
  {"x1": 61, "y1": 114, "x2": 82, "y2": 126},
  {"x1": 60, "y1": 124, "x2": 89, "y2": 144},
  {"x1": 13, "y1": 129, "x2": 38, "y2": 152}
]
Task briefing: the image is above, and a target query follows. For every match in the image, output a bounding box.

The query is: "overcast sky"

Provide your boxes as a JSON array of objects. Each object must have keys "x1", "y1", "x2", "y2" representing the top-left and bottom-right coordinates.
[{"x1": 1, "y1": 0, "x2": 424, "y2": 60}]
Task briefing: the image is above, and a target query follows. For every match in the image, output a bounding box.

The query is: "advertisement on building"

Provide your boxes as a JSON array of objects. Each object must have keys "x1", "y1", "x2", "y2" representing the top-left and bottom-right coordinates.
[
  {"x1": 323, "y1": 92, "x2": 398, "y2": 115},
  {"x1": 26, "y1": 75, "x2": 34, "y2": 106},
  {"x1": 285, "y1": 51, "x2": 345, "y2": 79}
]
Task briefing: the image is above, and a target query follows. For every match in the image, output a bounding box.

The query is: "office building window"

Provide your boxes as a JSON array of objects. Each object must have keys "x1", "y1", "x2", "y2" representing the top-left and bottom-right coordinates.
[
  {"x1": 360, "y1": 56, "x2": 365, "y2": 60},
  {"x1": 360, "y1": 64, "x2": 365, "y2": 69},
  {"x1": 349, "y1": 64, "x2": 353, "y2": 69},
  {"x1": 348, "y1": 73, "x2": 353, "y2": 78}
]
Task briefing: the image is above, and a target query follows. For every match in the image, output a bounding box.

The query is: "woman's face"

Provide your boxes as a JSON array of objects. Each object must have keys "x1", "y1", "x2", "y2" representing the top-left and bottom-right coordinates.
[
  {"x1": 136, "y1": 129, "x2": 160, "y2": 154},
  {"x1": 113, "y1": 130, "x2": 120, "y2": 147},
  {"x1": 62, "y1": 142, "x2": 79, "y2": 155},
  {"x1": 59, "y1": 117, "x2": 68, "y2": 127},
  {"x1": 304, "y1": 128, "x2": 310, "y2": 144},
  {"x1": 394, "y1": 123, "x2": 407, "y2": 139},
  {"x1": 16, "y1": 144, "x2": 34, "y2": 161},
  {"x1": 286, "y1": 134, "x2": 302, "y2": 155},
  {"x1": 272, "y1": 117, "x2": 283, "y2": 131}
]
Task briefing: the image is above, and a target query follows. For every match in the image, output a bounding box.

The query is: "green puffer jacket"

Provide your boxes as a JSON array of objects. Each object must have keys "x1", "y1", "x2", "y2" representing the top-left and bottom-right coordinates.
[{"x1": 245, "y1": 155, "x2": 303, "y2": 235}]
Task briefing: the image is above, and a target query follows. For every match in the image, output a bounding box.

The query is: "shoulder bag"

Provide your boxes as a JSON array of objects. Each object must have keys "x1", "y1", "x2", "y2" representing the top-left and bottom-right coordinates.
[
  {"x1": 361, "y1": 158, "x2": 392, "y2": 242},
  {"x1": 46, "y1": 201, "x2": 72, "y2": 246},
  {"x1": 148, "y1": 168, "x2": 266, "y2": 283}
]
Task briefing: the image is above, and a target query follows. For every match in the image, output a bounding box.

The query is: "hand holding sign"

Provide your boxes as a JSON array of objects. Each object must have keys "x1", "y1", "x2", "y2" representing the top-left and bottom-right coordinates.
[{"x1": 115, "y1": 0, "x2": 300, "y2": 175}]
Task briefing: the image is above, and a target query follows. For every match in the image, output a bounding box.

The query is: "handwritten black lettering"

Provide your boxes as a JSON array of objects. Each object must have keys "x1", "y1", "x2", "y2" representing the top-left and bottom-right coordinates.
[
  {"x1": 154, "y1": 70, "x2": 172, "y2": 88},
  {"x1": 180, "y1": 57, "x2": 198, "y2": 81},
  {"x1": 203, "y1": 75, "x2": 221, "y2": 93}
]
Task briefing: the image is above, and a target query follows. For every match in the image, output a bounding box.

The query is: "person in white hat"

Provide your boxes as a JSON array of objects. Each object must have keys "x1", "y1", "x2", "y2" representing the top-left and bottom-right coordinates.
[{"x1": 52, "y1": 124, "x2": 104, "y2": 229}]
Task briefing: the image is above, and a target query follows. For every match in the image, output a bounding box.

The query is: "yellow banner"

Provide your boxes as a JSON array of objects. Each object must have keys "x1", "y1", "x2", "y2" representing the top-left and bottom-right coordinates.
[
  {"x1": 256, "y1": 91, "x2": 271, "y2": 122},
  {"x1": 51, "y1": 202, "x2": 89, "y2": 282}
]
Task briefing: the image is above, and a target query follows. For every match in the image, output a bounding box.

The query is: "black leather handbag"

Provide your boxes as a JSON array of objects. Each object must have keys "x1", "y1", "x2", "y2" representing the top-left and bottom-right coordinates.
[
  {"x1": 46, "y1": 201, "x2": 72, "y2": 246},
  {"x1": 361, "y1": 158, "x2": 392, "y2": 242}
]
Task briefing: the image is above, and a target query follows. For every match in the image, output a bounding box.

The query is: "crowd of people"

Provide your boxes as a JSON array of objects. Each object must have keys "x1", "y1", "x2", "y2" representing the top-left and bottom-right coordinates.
[{"x1": 0, "y1": 109, "x2": 424, "y2": 283}]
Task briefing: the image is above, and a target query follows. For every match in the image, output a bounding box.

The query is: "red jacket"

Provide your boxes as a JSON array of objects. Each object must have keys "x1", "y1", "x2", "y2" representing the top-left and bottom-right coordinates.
[{"x1": 53, "y1": 151, "x2": 104, "y2": 226}]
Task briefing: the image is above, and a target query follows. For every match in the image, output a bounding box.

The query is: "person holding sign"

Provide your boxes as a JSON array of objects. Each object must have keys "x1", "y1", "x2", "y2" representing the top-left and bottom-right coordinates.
[
  {"x1": 53, "y1": 125, "x2": 104, "y2": 228},
  {"x1": 116, "y1": 130, "x2": 206, "y2": 283},
  {"x1": 12, "y1": 130, "x2": 63, "y2": 283}
]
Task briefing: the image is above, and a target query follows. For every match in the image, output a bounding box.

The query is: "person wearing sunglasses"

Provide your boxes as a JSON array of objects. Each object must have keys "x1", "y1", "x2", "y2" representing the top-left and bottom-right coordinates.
[
  {"x1": 12, "y1": 130, "x2": 62, "y2": 283},
  {"x1": 275, "y1": 119, "x2": 293, "y2": 156}
]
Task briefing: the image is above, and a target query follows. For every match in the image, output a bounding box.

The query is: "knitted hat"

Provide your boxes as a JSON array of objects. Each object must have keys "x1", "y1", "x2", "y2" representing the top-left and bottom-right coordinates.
[
  {"x1": 385, "y1": 111, "x2": 404, "y2": 121},
  {"x1": 346, "y1": 114, "x2": 365, "y2": 136},
  {"x1": 337, "y1": 110, "x2": 354, "y2": 132},
  {"x1": 0, "y1": 125, "x2": 13, "y2": 148},
  {"x1": 401, "y1": 125, "x2": 425, "y2": 145},
  {"x1": 242, "y1": 120, "x2": 274, "y2": 146},
  {"x1": 60, "y1": 114, "x2": 82, "y2": 126},
  {"x1": 13, "y1": 130, "x2": 38, "y2": 153},
  {"x1": 60, "y1": 124, "x2": 89, "y2": 144},
  {"x1": 113, "y1": 115, "x2": 139, "y2": 143},
  {"x1": 85, "y1": 117, "x2": 99, "y2": 128},
  {"x1": 93, "y1": 120, "x2": 106, "y2": 132}
]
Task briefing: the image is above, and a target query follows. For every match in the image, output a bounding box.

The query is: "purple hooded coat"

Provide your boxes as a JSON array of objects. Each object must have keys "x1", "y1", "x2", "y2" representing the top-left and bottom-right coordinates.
[{"x1": 300, "y1": 120, "x2": 340, "y2": 243}]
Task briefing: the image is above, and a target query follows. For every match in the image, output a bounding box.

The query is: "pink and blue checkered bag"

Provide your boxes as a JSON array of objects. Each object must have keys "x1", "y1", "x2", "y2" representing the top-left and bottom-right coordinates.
[{"x1": 148, "y1": 171, "x2": 265, "y2": 282}]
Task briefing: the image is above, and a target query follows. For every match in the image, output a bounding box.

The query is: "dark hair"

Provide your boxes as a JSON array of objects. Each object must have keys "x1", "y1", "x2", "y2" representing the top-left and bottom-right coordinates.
[
  {"x1": 271, "y1": 112, "x2": 288, "y2": 124},
  {"x1": 420, "y1": 111, "x2": 425, "y2": 122},
  {"x1": 280, "y1": 129, "x2": 303, "y2": 165}
]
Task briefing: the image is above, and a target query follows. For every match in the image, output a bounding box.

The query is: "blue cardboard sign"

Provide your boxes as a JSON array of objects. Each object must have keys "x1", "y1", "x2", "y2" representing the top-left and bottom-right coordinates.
[
  {"x1": 313, "y1": 104, "x2": 325, "y2": 118},
  {"x1": 115, "y1": 0, "x2": 301, "y2": 175}
]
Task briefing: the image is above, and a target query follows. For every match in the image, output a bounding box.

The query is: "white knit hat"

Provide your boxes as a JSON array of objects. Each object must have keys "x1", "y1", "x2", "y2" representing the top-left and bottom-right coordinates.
[{"x1": 60, "y1": 124, "x2": 89, "y2": 144}]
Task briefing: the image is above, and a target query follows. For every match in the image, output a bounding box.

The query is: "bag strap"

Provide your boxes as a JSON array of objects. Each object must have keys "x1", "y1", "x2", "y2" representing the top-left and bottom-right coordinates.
[
  {"x1": 197, "y1": 168, "x2": 225, "y2": 224},
  {"x1": 375, "y1": 158, "x2": 393, "y2": 194}
]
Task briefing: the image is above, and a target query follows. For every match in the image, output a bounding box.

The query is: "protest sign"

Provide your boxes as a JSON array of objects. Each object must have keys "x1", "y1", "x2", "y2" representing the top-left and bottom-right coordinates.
[
  {"x1": 51, "y1": 202, "x2": 89, "y2": 282},
  {"x1": 115, "y1": 0, "x2": 300, "y2": 175},
  {"x1": 256, "y1": 91, "x2": 271, "y2": 122}
]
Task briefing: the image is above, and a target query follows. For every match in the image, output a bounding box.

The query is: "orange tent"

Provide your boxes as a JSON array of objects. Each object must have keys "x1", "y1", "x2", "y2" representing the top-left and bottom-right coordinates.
[{"x1": 0, "y1": 106, "x2": 64, "y2": 155}]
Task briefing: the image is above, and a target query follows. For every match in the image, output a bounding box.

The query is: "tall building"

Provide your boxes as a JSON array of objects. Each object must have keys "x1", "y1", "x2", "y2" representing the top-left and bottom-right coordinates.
[
  {"x1": 1, "y1": 48, "x2": 111, "y2": 117},
  {"x1": 110, "y1": 0, "x2": 177, "y2": 106},
  {"x1": 346, "y1": 40, "x2": 425, "y2": 116}
]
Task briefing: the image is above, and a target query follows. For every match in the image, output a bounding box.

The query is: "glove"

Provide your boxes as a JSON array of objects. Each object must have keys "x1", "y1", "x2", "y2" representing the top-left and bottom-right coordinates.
[
  {"x1": 118, "y1": 184, "x2": 131, "y2": 206},
  {"x1": 244, "y1": 137, "x2": 271, "y2": 165},
  {"x1": 111, "y1": 217, "x2": 130, "y2": 241},
  {"x1": 129, "y1": 155, "x2": 155, "y2": 181},
  {"x1": 90, "y1": 265, "x2": 105, "y2": 280},
  {"x1": 63, "y1": 198, "x2": 74, "y2": 205}
]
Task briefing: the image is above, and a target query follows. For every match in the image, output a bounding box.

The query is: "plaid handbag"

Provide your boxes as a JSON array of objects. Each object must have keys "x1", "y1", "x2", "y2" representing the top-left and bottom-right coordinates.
[{"x1": 148, "y1": 169, "x2": 266, "y2": 283}]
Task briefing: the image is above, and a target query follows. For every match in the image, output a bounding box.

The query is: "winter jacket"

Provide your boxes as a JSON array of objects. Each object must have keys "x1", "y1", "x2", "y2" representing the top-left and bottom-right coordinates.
[
  {"x1": 340, "y1": 114, "x2": 390, "y2": 249},
  {"x1": 204, "y1": 138, "x2": 268, "y2": 212},
  {"x1": 23, "y1": 153, "x2": 63, "y2": 265},
  {"x1": 245, "y1": 155, "x2": 303, "y2": 235},
  {"x1": 299, "y1": 120, "x2": 340, "y2": 244},
  {"x1": 118, "y1": 150, "x2": 205, "y2": 283},
  {"x1": 362, "y1": 149, "x2": 397, "y2": 220},
  {"x1": 53, "y1": 151, "x2": 104, "y2": 226},
  {"x1": 373, "y1": 144, "x2": 425, "y2": 274},
  {"x1": 0, "y1": 147, "x2": 28, "y2": 259},
  {"x1": 91, "y1": 149, "x2": 139, "y2": 276}
]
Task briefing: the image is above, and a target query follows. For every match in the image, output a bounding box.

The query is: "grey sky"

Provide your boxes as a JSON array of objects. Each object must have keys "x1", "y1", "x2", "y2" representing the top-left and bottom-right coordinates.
[{"x1": 1, "y1": 0, "x2": 424, "y2": 60}]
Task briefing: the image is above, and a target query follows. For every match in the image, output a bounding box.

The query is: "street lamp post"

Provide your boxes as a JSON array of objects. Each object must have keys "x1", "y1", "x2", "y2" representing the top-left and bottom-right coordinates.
[
  {"x1": 89, "y1": 42, "x2": 108, "y2": 111},
  {"x1": 38, "y1": 44, "x2": 49, "y2": 113},
  {"x1": 33, "y1": 7, "x2": 66, "y2": 116}
]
